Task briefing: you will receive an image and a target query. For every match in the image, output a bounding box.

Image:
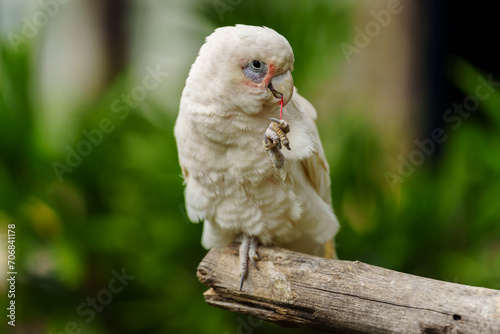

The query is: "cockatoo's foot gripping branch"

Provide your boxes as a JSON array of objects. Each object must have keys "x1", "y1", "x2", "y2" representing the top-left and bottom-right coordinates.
[{"x1": 238, "y1": 235, "x2": 259, "y2": 290}]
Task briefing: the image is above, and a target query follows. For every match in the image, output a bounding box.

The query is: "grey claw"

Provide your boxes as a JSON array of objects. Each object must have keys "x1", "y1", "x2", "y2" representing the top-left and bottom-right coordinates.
[
  {"x1": 239, "y1": 272, "x2": 246, "y2": 291},
  {"x1": 250, "y1": 258, "x2": 259, "y2": 270},
  {"x1": 269, "y1": 117, "x2": 280, "y2": 123},
  {"x1": 249, "y1": 238, "x2": 259, "y2": 270}
]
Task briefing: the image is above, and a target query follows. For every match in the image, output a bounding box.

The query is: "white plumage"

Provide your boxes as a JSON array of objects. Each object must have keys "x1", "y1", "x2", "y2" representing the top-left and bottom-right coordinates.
[{"x1": 175, "y1": 25, "x2": 339, "y2": 260}]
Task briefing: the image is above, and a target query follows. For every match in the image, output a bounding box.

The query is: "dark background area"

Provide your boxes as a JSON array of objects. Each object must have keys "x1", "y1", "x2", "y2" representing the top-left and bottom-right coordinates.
[{"x1": 425, "y1": 1, "x2": 500, "y2": 145}]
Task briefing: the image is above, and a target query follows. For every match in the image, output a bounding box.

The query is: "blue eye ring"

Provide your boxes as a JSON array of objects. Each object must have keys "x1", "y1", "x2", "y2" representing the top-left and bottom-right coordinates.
[{"x1": 243, "y1": 60, "x2": 268, "y2": 83}]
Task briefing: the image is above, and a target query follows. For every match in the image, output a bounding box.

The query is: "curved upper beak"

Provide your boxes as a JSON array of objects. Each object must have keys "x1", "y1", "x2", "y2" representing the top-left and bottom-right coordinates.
[{"x1": 268, "y1": 70, "x2": 293, "y2": 106}]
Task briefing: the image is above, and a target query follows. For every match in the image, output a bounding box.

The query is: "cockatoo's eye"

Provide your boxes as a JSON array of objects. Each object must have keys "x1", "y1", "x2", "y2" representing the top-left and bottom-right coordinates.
[
  {"x1": 251, "y1": 60, "x2": 264, "y2": 70},
  {"x1": 243, "y1": 60, "x2": 267, "y2": 83}
]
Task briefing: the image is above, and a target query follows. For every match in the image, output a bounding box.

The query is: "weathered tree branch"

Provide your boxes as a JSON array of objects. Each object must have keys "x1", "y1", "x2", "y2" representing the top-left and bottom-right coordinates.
[{"x1": 197, "y1": 244, "x2": 500, "y2": 334}]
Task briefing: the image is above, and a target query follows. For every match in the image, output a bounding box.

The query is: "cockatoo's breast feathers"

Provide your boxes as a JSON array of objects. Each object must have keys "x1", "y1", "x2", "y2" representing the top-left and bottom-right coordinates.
[{"x1": 184, "y1": 25, "x2": 295, "y2": 115}]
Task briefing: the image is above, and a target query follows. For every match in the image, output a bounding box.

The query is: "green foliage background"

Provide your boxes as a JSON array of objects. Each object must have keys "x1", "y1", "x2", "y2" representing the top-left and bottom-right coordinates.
[{"x1": 1, "y1": 1, "x2": 499, "y2": 333}]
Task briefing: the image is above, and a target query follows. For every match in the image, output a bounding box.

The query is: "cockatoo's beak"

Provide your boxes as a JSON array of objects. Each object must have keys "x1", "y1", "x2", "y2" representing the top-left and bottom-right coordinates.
[{"x1": 268, "y1": 70, "x2": 293, "y2": 106}]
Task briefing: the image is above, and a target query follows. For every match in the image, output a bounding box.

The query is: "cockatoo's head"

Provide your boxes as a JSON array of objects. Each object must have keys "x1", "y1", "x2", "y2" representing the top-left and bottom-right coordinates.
[{"x1": 185, "y1": 24, "x2": 295, "y2": 115}]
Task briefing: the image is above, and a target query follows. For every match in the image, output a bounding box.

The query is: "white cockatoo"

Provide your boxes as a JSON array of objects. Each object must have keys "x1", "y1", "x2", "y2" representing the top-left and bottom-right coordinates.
[{"x1": 175, "y1": 24, "x2": 339, "y2": 289}]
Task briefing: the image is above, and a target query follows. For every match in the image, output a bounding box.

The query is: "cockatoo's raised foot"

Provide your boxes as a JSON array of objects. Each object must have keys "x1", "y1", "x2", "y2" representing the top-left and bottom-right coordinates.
[
  {"x1": 239, "y1": 235, "x2": 260, "y2": 291},
  {"x1": 262, "y1": 118, "x2": 291, "y2": 169},
  {"x1": 263, "y1": 118, "x2": 291, "y2": 151}
]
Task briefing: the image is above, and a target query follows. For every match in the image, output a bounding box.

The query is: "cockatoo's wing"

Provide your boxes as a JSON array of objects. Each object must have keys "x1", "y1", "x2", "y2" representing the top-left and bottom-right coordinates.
[
  {"x1": 291, "y1": 90, "x2": 333, "y2": 206},
  {"x1": 278, "y1": 88, "x2": 339, "y2": 254}
]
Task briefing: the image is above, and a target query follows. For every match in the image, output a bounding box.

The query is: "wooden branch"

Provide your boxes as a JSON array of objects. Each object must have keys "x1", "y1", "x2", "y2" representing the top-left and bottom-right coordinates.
[{"x1": 197, "y1": 244, "x2": 500, "y2": 334}]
